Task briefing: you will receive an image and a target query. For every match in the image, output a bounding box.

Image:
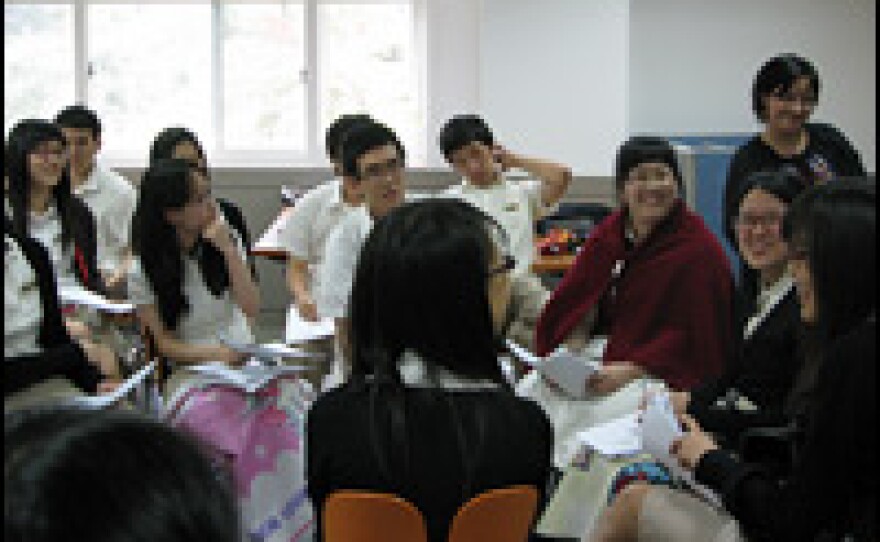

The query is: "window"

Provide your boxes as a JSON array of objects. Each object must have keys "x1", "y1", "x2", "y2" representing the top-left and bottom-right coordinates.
[{"x1": 4, "y1": 0, "x2": 423, "y2": 167}]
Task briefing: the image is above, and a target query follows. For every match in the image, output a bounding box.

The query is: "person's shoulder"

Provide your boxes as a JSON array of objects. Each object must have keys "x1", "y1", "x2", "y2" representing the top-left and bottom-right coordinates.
[
  {"x1": 309, "y1": 384, "x2": 368, "y2": 422},
  {"x1": 96, "y1": 166, "x2": 136, "y2": 195}
]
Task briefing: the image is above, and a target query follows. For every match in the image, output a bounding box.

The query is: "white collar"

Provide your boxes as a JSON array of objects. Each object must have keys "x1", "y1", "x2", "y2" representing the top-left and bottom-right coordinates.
[
  {"x1": 73, "y1": 165, "x2": 101, "y2": 195},
  {"x1": 398, "y1": 350, "x2": 501, "y2": 391},
  {"x1": 745, "y1": 273, "x2": 795, "y2": 340},
  {"x1": 458, "y1": 171, "x2": 511, "y2": 192}
]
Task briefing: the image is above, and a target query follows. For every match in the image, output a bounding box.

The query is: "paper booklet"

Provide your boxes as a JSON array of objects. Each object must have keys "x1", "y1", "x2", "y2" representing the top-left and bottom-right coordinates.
[
  {"x1": 505, "y1": 340, "x2": 601, "y2": 398},
  {"x1": 640, "y1": 392, "x2": 723, "y2": 507},
  {"x1": 219, "y1": 338, "x2": 321, "y2": 361},
  {"x1": 71, "y1": 360, "x2": 158, "y2": 408},
  {"x1": 58, "y1": 285, "x2": 135, "y2": 314},
  {"x1": 184, "y1": 360, "x2": 312, "y2": 394},
  {"x1": 576, "y1": 411, "x2": 643, "y2": 458}
]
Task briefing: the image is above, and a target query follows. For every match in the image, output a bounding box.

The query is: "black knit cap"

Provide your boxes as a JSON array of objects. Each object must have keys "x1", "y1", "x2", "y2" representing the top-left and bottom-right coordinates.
[{"x1": 614, "y1": 136, "x2": 685, "y2": 198}]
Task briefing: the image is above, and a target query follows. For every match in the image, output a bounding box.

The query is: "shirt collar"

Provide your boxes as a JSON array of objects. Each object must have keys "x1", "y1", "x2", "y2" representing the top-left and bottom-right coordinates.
[
  {"x1": 398, "y1": 350, "x2": 501, "y2": 391},
  {"x1": 458, "y1": 171, "x2": 509, "y2": 191},
  {"x1": 73, "y1": 165, "x2": 101, "y2": 196}
]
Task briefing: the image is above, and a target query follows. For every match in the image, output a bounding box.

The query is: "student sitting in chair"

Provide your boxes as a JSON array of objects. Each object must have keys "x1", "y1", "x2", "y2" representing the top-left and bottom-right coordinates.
[{"x1": 307, "y1": 198, "x2": 553, "y2": 542}]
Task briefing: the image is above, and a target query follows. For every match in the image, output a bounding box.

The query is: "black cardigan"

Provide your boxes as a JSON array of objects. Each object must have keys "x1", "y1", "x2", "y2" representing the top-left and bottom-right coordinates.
[
  {"x1": 4, "y1": 228, "x2": 104, "y2": 397},
  {"x1": 723, "y1": 122, "x2": 867, "y2": 244},
  {"x1": 687, "y1": 287, "x2": 802, "y2": 446},
  {"x1": 696, "y1": 316, "x2": 876, "y2": 541},
  {"x1": 307, "y1": 384, "x2": 553, "y2": 542}
]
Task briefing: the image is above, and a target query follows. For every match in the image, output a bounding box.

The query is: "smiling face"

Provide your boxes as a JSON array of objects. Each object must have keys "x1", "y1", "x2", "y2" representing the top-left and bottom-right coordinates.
[
  {"x1": 621, "y1": 161, "x2": 679, "y2": 235},
  {"x1": 357, "y1": 143, "x2": 405, "y2": 219},
  {"x1": 734, "y1": 188, "x2": 789, "y2": 276},
  {"x1": 27, "y1": 138, "x2": 68, "y2": 192},
  {"x1": 761, "y1": 76, "x2": 817, "y2": 136}
]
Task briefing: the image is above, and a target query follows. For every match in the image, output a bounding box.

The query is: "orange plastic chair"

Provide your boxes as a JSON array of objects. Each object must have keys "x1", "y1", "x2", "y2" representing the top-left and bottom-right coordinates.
[
  {"x1": 447, "y1": 485, "x2": 539, "y2": 542},
  {"x1": 323, "y1": 491, "x2": 429, "y2": 542}
]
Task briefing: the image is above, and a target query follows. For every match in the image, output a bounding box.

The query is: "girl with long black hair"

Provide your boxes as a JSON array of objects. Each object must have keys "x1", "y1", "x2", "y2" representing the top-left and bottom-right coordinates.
[{"x1": 307, "y1": 198, "x2": 553, "y2": 542}]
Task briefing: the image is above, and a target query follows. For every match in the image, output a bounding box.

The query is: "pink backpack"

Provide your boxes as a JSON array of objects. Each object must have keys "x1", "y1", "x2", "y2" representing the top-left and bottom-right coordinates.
[{"x1": 166, "y1": 375, "x2": 315, "y2": 542}]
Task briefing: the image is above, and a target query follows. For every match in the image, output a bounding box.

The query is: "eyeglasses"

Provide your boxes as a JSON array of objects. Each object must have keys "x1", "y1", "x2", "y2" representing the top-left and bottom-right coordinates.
[
  {"x1": 360, "y1": 156, "x2": 404, "y2": 181},
  {"x1": 733, "y1": 213, "x2": 784, "y2": 231},
  {"x1": 770, "y1": 91, "x2": 817, "y2": 107},
  {"x1": 487, "y1": 254, "x2": 516, "y2": 277}
]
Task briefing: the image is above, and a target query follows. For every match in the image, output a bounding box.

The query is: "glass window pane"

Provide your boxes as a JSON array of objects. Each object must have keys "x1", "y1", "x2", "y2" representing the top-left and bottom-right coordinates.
[
  {"x1": 222, "y1": 2, "x2": 307, "y2": 152},
  {"x1": 318, "y1": 2, "x2": 422, "y2": 163},
  {"x1": 88, "y1": 3, "x2": 212, "y2": 157},
  {"x1": 4, "y1": 3, "x2": 75, "y2": 134}
]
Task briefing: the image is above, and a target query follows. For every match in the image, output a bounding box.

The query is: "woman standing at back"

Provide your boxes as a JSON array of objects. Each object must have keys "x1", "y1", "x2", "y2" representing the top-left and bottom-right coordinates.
[
  {"x1": 723, "y1": 53, "x2": 866, "y2": 250},
  {"x1": 307, "y1": 199, "x2": 553, "y2": 542}
]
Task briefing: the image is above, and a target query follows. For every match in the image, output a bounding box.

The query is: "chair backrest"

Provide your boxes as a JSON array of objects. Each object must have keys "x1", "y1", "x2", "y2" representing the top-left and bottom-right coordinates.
[
  {"x1": 447, "y1": 485, "x2": 539, "y2": 542},
  {"x1": 323, "y1": 491, "x2": 429, "y2": 542}
]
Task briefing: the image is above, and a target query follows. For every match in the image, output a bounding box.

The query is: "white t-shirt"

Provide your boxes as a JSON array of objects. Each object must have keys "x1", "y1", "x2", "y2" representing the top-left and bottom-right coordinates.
[
  {"x1": 127, "y1": 234, "x2": 254, "y2": 351},
  {"x1": 4, "y1": 235, "x2": 44, "y2": 358},
  {"x1": 315, "y1": 207, "x2": 374, "y2": 319},
  {"x1": 279, "y1": 178, "x2": 361, "y2": 290},
  {"x1": 73, "y1": 164, "x2": 137, "y2": 275},
  {"x1": 444, "y1": 174, "x2": 557, "y2": 274}
]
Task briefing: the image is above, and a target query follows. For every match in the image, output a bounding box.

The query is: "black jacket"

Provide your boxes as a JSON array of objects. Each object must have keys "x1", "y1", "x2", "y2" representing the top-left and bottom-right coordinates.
[
  {"x1": 696, "y1": 316, "x2": 876, "y2": 541},
  {"x1": 4, "y1": 227, "x2": 104, "y2": 397}
]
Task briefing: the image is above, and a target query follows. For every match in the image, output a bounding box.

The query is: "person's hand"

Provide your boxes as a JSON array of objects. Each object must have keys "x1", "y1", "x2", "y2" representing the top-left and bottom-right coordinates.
[
  {"x1": 490, "y1": 144, "x2": 518, "y2": 172},
  {"x1": 97, "y1": 379, "x2": 123, "y2": 395},
  {"x1": 296, "y1": 296, "x2": 319, "y2": 322},
  {"x1": 218, "y1": 345, "x2": 248, "y2": 368},
  {"x1": 669, "y1": 414, "x2": 719, "y2": 471},
  {"x1": 202, "y1": 203, "x2": 236, "y2": 253},
  {"x1": 65, "y1": 318, "x2": 91, "y2": 342},
  {"x1": 81, "y1": 340, "x2": 121, "y2": 380},
  {"x1": 669, "y1": 391, "x2": 691, "y2": 415},
  {"x1": 587, "y1": 363, "x2": 641, "y2": 396}
]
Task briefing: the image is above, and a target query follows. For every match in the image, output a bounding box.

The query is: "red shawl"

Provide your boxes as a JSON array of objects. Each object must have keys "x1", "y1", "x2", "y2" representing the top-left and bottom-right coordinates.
[{"x1": 535, "y1": 200, "x2": 734, "y2": 390}]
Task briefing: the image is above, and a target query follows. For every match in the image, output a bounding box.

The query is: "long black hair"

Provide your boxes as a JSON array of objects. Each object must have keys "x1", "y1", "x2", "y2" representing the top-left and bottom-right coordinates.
[
  {"x1": 131, "y1": 158, "x2": 229, "y2": 330},
  {"x1": 5, "y1": 406, "x2": 240, "y2": 542},
  {"x1": 783, "y1": 178, "x2": 875, "y2": 345},
  {"x1": 348, "y1": 198, "x2": 512, "y2": 497},
  {"x1": 4, "y1": 119, "x2": 77, "y2": 250}
]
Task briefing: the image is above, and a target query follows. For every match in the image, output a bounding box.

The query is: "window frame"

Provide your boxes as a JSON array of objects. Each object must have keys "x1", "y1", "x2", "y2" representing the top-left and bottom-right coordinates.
[{"x1": 5, "y1": 0, "x2": 425, "y2": 169}]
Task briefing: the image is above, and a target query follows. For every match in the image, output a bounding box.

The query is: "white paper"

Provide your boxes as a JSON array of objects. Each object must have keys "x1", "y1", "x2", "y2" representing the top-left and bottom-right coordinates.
[
  {"x1": 253, "y1": 208, "x2": 293, "y2": 251},
  {"x1": 506, "y1": 340, "x2": 600, "y2": 398},
  {"x1": 219, "y1": 338, "x2": 318, "y2": 360},
  {"x1": 71, "y1": 360, "x2": 157, "y2": 408},
  {"x1": 639, "y1": 393, "x2": 723, "y2": 507},
  {"x1": 58, "y1": 286, "x2": 135, "y2": 314},
  {"x1": 185, "y1": 361, "x2": 311, "y2": 394},
  {"x1": 285, "y1": 305, "x2": 335, "y2": 344},
  {"x1": 576, "y1": 411, "x2": 642, "y2": 457}
]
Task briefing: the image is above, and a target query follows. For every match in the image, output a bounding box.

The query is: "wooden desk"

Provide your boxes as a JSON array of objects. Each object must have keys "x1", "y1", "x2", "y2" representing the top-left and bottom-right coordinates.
[{"x1": 531, "y1": 254, "x2": 575, "y2": 274}]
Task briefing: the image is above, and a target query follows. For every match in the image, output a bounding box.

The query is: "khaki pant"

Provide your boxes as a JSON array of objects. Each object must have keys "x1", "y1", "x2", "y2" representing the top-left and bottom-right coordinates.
[{"x1": 638, "y1": 486, "x2": 744, "y2": 542}]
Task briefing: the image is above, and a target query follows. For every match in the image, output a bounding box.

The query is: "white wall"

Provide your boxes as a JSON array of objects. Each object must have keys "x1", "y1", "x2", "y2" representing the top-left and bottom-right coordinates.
[
  {"x1": 479, "y1": 0, "x2": 630, "y2": 176},
  {"x1": 421, "y1": 0, "x2": 482, "y2": 167},
  {"x1": 629, "y1": 0, "x2": 876, "y2": 170}
]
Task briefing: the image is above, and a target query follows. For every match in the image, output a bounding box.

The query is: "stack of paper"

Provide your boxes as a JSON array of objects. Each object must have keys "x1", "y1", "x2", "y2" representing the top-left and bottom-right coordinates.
[
  {"x1": 220, "y1": 339, "x2": 319, "y2": 360},
  {"x1": 506, "y1": 340, "x2": 601, "y2": 398},
  {"x1": 640, "y1": 393, "x2": 722, "y2": 507},
  {"x1": 58, "y1": 286, "x2": 135, "y2": 314},
  {"x1": 185, "y1": 361, "x2": 311, "y2": 394},
  {"x1": 576, "y1": 411, "x2": 642, "y2": 458}
]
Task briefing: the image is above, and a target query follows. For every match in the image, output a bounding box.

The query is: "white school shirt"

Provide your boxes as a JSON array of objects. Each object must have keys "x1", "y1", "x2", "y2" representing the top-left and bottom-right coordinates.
[
  {"x1": 314, "y1": 206, "x2": 374, "y2": 319},
  {"x1": 73, "y1": 164, "x2": 137, "y2": 275},
  {"x1": 279, "y1": 178, "x2": 362, "y2": 290},
  {"x1": 24, "y1": 203, "x2": 80, "y2": 290},
  {"x1": 4, "y1": 235, "x2": 44, "y2": 358},
  {"x1": 127, "y1": 232, "x2": 255, "y2": 353},
  {"x1": 444, "y1": 174, "x2": 558, "y2": 275}
]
